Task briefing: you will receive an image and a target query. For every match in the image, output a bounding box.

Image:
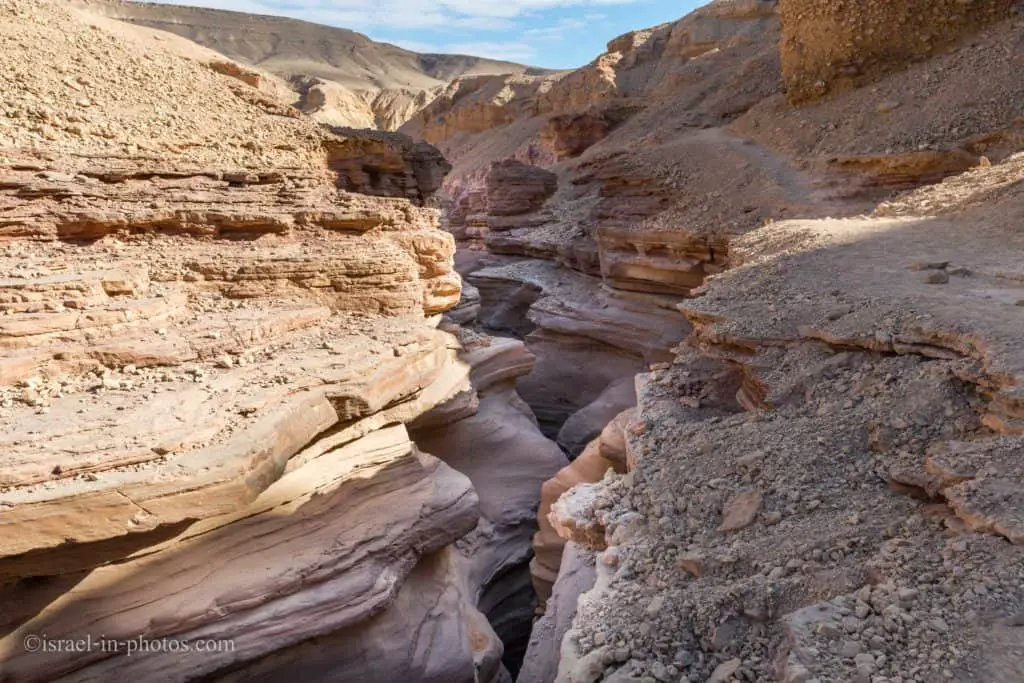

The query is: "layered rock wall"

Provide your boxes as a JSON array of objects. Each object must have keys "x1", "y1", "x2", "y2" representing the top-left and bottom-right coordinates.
[{"x1": 0, "y1": 2, "x2": 519, "y2": 680}]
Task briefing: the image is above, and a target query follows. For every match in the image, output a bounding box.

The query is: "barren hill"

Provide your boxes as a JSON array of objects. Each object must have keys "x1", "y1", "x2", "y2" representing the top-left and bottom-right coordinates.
[{"x1": 86, "y1": 0, "x2": 545, "y2": 130}]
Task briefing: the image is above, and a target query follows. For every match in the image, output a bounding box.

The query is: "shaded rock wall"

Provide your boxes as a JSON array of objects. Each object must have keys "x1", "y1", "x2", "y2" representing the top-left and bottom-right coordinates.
[
  {"x1": 467, "y1": 260, "x2": 687, "y2": 438},
  {"x1": 411, "y1": 336, "x2": 569, "y2": 676},
  {"x1": 517, "y1": 543, "x2": 597, "y2": 683}
]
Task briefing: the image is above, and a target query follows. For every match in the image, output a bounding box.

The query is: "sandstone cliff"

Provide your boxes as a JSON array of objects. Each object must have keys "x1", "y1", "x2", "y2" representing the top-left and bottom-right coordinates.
[
  {"x1": 0, "y1": 1, "x2": 521, "y2": 680},
  {"x1": 402, "y1": 0, "x2": 1024, "y2": 298}
]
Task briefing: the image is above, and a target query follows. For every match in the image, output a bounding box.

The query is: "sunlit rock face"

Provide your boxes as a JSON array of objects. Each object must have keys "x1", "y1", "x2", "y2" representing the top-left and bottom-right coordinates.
[{"x1": 0, "y1": 2, "x2": 512, "y2": 679}]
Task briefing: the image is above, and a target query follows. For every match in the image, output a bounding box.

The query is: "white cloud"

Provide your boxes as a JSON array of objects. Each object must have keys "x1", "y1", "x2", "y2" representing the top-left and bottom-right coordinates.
[
  {"x1": 523, "y1": 16, "x2": 591, "y2": 40},
  {"x1": 141, "y1": 0, "x2": 644, "y2": 28},
  {"x1": 441, "y1": 41, "x2": 535, "y2": 61},
  {"x1": 138, "y1": 0, "x2": 650, "y2": 66}
]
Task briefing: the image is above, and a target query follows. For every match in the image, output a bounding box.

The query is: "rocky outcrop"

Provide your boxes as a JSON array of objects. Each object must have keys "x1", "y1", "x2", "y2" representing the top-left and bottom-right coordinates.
[
  {"x1": 779, "y1": 0, "x2": 1015, "y2": 103},
  {"x1": 326, "y1": 127, "x2": 453, "y2": 206},
  {"x1": 536, "y1": 155, "x2": 1024, "y2": 682},
  {"x1": 468, "y1": 260, "x2": 687, "y2": 436},
  {"x1": 404, "y1": 74, "x2": 546, "y2": 147},
  {"x1": 486, "y1": 160, "x2": 558, "y2": 232},
  {"x1": 292, "y1": 77, "x2": 442, "y2": 132},
  {"x1": 400, "y1": 0, "x2": 791, "y2": 300},
  {"x1": 496, "y1": 5, "x2": 1024, "y2": 681},
  {"x1": 0, "y1": 2, "x2": 513, "y2": 680},
  {"x1": 531, "y1": 410, "x2": 632, "y2": 603}
]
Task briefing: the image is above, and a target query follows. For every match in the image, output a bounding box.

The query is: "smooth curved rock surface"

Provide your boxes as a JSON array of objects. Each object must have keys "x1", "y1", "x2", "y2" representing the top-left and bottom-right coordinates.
[
  {"x1": 0, "y1": 429, "x2": 481, "y2": 681},
  {"x1": 210, "y1": 548, "x2": 510, "y2": 683},
  {"x1": 518, "y1": 543, "x2": 597, "y2": 683},
  {"x1": 557, "y1": 376, "x2": 636, "y2": 458},
  {"x1": 469, "y1": 260, "x2": 685, "y2": 436},
  {"x1": 411, "y1": 334, "x2": 569, "y2": 674},
  {"x1": 0, "y1": 3, "x2": 502, "y2": 680}
]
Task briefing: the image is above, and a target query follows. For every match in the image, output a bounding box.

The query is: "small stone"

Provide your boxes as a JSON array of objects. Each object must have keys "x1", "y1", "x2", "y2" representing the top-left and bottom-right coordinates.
[
  {"x1": 923, "y1": 271, "x2": 949, "y2": 284},
  {"x1": 854, "y1": 653, "x2": 876, "y2": 675},
  {"x1": 678, "y1": 553, "x2": 706, "y2": 577},
  {"x1": 841, "y1": 640, "x2": 863, "y2": 658},
  {"x1": 719, "y1": 490, "x2": 763, "y2": 532},
  {"x1": 785, "y1": 664, "x2": 812, "y2": 683},
  {"x1": 708, "y1": 658, "x2": 742, "y2": 683},
  {"x1": 649, "y1": 662, "x2": 669, "y2": 682},
  {"x1": 897, "y1": 587, "x2": 919, "y2": 602},
  {"x1": 646, "y1": 596, "x2": 666, "y2": 616},
  {"x1": 876, "y1": 100, "x2": 901, "y2": 113},
  {"x1": 735, "y1": 451, "x2": 764, "y2": 470}
]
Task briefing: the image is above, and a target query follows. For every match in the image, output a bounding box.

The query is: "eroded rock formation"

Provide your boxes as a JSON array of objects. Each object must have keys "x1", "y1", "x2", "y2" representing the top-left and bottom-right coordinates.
[
  {"x1": 549, "y1": 157, "x2": 1024, "y2": 681},
  {"x1": 411, "y1": 333, "x2": 569, "y2": 674},
  {"x1": 0, "y1": 1, "x2": 512, "y2": 680},
  {"x1": 531, "y1": 409, "x2": 633, "y2": 604},
  {"x1": 467, "y1": 260, "x2": 686, "y2": 437}
]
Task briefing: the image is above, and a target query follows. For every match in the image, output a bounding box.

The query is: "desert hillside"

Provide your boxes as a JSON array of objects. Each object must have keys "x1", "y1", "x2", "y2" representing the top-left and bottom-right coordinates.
[{"x1": 84, "y1": 0, "x2": 545, "y2": 130}]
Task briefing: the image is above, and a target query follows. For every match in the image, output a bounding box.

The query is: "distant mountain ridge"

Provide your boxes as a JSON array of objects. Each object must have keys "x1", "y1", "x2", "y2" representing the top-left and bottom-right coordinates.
[{"x1": 91, "y1": 0, "x2": 548, "y2": 129}]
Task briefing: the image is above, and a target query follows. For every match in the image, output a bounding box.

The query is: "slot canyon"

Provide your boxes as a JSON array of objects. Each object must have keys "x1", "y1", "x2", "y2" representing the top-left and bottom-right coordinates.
[{"x1": 2, "y1": 0, "x2": 1024, "y2": 682}]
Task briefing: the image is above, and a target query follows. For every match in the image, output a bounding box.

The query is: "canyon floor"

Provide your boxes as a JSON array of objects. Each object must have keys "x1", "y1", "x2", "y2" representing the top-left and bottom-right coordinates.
[{"x1": 2, "y1": 0, "x2": 1024, "y2": 682}]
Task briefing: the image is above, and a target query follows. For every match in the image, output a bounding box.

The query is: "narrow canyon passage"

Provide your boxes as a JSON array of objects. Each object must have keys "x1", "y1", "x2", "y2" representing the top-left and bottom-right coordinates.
[
  {"x1": 427, "y1": 226, "x2": 695, "y2": 676},
  {"x1": 3, "y1": 0, "x2": 1024, "y2": 682}
]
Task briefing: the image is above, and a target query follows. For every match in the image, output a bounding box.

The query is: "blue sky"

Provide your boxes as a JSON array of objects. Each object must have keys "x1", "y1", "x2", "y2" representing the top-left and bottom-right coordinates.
[{"x1": 144, "y1": 0, "x2": 705, "y2": 69}]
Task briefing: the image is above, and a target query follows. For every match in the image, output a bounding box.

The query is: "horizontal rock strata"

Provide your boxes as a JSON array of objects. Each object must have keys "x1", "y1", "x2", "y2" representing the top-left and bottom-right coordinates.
[{"x1": 0, "y1": 2, "x2": 515, "y2": 679}]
